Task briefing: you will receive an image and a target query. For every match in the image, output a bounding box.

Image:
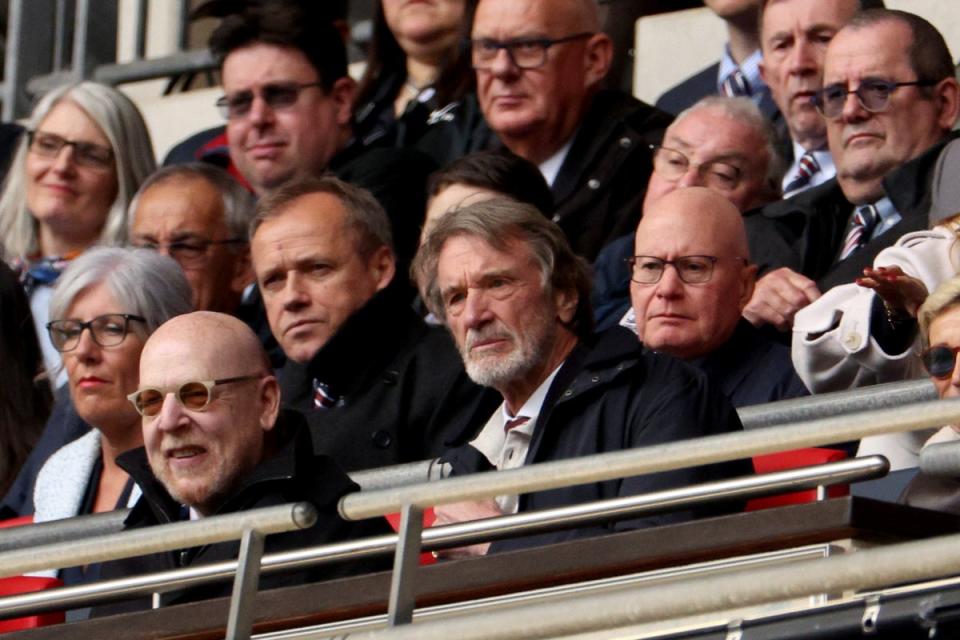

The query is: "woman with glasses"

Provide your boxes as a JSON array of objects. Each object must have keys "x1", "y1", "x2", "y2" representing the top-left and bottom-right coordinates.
[
  {"x1": 28, "y1": 248, "x2": 191, "y2": 590},
  {"x1": 353, "y1": 0, "x2": 474, "y2": 155},
  {"x1": 0, "y1": 82, "x2": 156, "y2": 387}
]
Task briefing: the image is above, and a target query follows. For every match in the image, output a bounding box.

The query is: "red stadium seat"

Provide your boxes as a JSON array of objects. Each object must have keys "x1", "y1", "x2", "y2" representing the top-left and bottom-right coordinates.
[
  {"x1": 0, "y1": 515, "x2": 33, "y2": 529},
  {"x1": 746, "y1": 448, "x2": 849, "y2": 511},
  {"x1": 0, "y1": 576, "x2": 64, "y2": 631}
]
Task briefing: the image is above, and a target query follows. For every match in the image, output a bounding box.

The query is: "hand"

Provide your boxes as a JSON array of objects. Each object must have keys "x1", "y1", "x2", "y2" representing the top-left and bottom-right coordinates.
[
  {"x1": 856, "y1": 266, "x2": 928, "y2": 317},
  {"x1": 743, "y1": 268, "x2": 821, "y2": 331},
  {"x1": 431, "y1": 499, "x2": 503, "y2": 559}
]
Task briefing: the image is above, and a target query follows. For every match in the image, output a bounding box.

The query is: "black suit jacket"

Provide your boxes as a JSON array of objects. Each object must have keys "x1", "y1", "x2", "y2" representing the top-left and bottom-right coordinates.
[{"x1": 655, "y1": 61, "x2": 780, "y2": 119}]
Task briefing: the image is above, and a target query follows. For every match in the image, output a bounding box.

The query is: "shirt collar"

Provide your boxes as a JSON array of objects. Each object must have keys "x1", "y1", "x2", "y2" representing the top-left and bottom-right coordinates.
[
  {"x1": 717, "y1": 46, "x2": 765, "y2": 98},
  {"x1": 538, "y1": 138, "x2": 574, "y2": 187},
  {"x1": 501, "y1": 364, "x2": 563, "y2": 424}
]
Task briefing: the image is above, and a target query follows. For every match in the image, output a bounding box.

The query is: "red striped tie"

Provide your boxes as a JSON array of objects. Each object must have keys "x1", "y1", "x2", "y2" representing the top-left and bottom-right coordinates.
[{"x1": 838, "y1": 205, "x2": 880, "y2": 261}]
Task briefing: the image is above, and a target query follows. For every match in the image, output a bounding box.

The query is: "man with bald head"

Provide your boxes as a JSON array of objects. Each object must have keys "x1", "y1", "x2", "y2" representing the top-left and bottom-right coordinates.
[
  {"x1": 593, "y1": 96, "x2": 783, "y2": 328},
  {"x1": 465, "y1": 0, "x2": 672, "y2": 259},
  {"x1": 628, "y1": 188, "x2": 807, "y2": 406},
  {"x1": 96, "y1": 312, "x2": 387, "y2": 613}
]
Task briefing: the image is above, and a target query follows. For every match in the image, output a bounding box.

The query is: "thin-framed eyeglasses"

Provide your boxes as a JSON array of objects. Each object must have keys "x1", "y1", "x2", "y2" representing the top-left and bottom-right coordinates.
[
  {"x1": 27, "y1": 131, "x2": 114, "y2": 169},
  {"x1": 134, "y1": 238, "x2": 247, "y2": 267},
  {"x1": 127, "y1": 375, "x2": 264, "y2": 417},
  {"x1": 470, "y1": 32, "x2": 594, "y2": 70},
  {"x1": 626, "y1": 255, "x2": 749, "y2": 285},
  {"x1": 216, "y1": 81, "x2": 324, "y2": 119},
  {"x1": 46, "y1": 314, "x2": 146, "y2": 352},
  {"x1": 921, "y1": 345, "x2": 960, "y2": 379},
  {"x1": 812, "y1": 78, "x2": 938, "y2": 119},
  {"x1": 649, "y1": 144, "x2": 743, "y2": 191}
]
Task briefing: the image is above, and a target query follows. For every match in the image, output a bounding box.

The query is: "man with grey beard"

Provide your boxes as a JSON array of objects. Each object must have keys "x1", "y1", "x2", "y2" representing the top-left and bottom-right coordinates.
[{"x1": 413, "y1": 197, "x2": 750, "y2": 556}]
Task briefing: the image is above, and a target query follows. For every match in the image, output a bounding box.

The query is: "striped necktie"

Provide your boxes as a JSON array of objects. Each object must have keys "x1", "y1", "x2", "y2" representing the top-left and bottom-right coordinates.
[
  {"x1": 721, "y1": 69, "x2": 751, "y2": 97},
  {"x1": 838, "y1": 204, "x2": 880, "y2": 261},
  {"x1": 313, "y1": 379, "x2": 338, "y2": 410},
  {"x1": 784, "y1": 151, "x2": 821, "y2": 194}
]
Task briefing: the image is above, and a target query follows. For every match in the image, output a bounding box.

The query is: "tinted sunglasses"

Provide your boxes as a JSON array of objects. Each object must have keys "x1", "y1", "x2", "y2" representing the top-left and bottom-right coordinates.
[
  {"x1": 127, "y1": 375, "x2": 262, "y2": 417},
  {"x1": 921, "y1": 345, "x2": 960, "y2": 379}
]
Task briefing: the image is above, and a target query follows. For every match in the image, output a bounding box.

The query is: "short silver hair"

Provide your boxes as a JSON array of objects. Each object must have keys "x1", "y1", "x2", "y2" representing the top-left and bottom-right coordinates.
[
  {"x1": 0, "y1": 82, "x2": 156, "y2": 257},
  {"x1": 128, "y1": 163, "x2": 256, "y2": 245},
  {"x1": 919, "y1": 274, "x2": 960, "y2": 348},
  {"x1": 674, "y1": 96, "x2": 786, "y2": 198},
  {"x1": 49, "y1": 247, "x2": 193, "y2": 335}
]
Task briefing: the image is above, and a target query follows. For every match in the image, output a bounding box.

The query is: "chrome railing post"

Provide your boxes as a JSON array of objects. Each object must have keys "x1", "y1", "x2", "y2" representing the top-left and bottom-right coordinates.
[
  {"x1": 225, "y1": 528, "x2": 266, "y2": 640},
  {"x1": 387, "y1": 504, "x2": 424, "y2": 626}
]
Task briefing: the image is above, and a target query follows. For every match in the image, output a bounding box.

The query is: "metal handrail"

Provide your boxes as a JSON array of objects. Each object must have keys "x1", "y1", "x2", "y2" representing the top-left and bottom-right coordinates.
[
  {"x1": 0, "y1": 503, "x2": 316, "y2": 579},
  {"x1": 0, "y1": 458, "x2": 885, "y2": 619},
  {"x1": 319, "y1": 530, "x2": 960, "y2": 640},
  {"x1": 739, "y1": 379, "x2": 935, "y2": 430},
  {"x1": 340, "y1": 397, "x2": 960, "y2": 520}
]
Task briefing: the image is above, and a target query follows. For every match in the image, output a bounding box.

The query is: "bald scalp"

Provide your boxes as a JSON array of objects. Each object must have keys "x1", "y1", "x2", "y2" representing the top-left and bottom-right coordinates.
[
  {"x1": 144, "y1": 311, "x2": 271, "y2": 375},
  {"x1": 562, "y1": 0, "x2": 602, "y2": 32},
  {"x1": 640, "y1": 187, "x2": 751, "y2": 258}
]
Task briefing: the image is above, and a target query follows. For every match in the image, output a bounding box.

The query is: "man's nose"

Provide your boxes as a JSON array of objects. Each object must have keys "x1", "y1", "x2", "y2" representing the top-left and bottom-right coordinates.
[
  {"x1": 462, "y1": 288, "x2": 493, "y2": 328},
  {"x1": 655, "y1": 264, "x2": 685, "y2": 297}
]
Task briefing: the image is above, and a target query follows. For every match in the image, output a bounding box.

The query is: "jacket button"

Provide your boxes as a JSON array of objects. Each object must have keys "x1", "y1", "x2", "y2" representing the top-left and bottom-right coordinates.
[
  {"x1": 382, "y1": 370, "x2": 399, "y2": 385},
  {"x1": 843, "y1": 333, "x2": 862, "y2": 350},
  {"x1": 591, "y1": 375, "x2": 600, "y2": 383},
  {"x1": 563, "y1": 389, "x2": 573, "y2": 397},
  {"x1": 588, "y1": 178, "x2": 601, "y2": 190},
  {"x1": 619, "y1": 136, "x2": 632, "y2": 148},
  {"x1": 372, "y1": 430, "x2": 393, "y2": 448}
]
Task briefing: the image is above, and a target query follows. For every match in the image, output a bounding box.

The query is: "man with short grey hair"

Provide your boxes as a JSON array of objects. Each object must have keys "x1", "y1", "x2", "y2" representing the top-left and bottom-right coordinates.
[
  {"x1": 414, "y1": 197, "x2": 750, "y2": 556},
  {"x1": 250, "y1": 176, "x2": 494, "y2": 471}
]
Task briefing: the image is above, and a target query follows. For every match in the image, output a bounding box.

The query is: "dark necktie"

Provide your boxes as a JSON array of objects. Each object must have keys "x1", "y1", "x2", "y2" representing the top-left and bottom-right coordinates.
[
  {"x1": 313, "y1": 379, "x2": 339, "y2": 410},
  {"x1": 721, "y1": 69, "x2": 751, "y2": 97},
  {"x1": 784, "y1": 151, "x2": 821, "y2": 193},
  {"x1": 838, "y1": 204, "x2": 880, "y2": 261}
]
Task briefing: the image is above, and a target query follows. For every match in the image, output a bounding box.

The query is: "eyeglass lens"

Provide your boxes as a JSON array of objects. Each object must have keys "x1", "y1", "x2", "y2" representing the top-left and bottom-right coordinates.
[
  {"x1": 217, "y1": 82, "x2": 318, "y2": 118},
  {"x1": 47, "y1": 314, "x2": 142, "y2": 352},
  {"x1": 629, "y1": 256, "x2": 716, "y2": 284},
  {"x1": 133, "y1": 382, "x2": 213, "y2": 417},
  {"x1": 29, "y1": 131, "x2": 113, "y2": 168},
  {"x1": 924, "y1": 345, "x2": 960, "y2": 379}
]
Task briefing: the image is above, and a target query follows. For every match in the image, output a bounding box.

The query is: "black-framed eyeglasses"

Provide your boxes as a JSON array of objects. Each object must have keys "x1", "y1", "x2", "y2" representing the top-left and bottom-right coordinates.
[
  {"x1": 27, "y1": 131, "x2": 114, "y2": 169},
  {"x1": 626, "y1": 255, "x2": 749, "y2": 285},
  {"x1": 127, "y1": 375, "x2": 263, "y2": 417},
  {"x1": 812, "y1": 78, "x2": 938, "y2": 119},
  {"x1": 134, "y1": 238, "x2": 247, "y2": 267},
  {"x1": 46, "y1": 314, "x2": 146, "y2": 352},
  {"x1": 649, "y1": 144, "x2": 743, "y2": 191},
  {"x1": 215, "y1": 81, "x2": 324, "y2": 119},
  {"x1": 470, "y1": 32, "x2": 594, "y2": 70},
  {"x1": 922, "y1": 345, "x2": 960, "y2": 379}
]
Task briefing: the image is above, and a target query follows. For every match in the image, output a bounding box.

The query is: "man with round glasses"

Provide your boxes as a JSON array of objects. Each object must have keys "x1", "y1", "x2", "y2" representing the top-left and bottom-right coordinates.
[
  {"x1": 628, "y1": 187, "x2": 807, "y2": 407},
  {"x1": 744, "y1": 9, "x2": 960, "y2": 333},
  {"x1": 96, "y1": 311, "x2": 388, "y2": 614},
  {"x1": 464, "y1": 0, "x2": 672, "y2": 260}
]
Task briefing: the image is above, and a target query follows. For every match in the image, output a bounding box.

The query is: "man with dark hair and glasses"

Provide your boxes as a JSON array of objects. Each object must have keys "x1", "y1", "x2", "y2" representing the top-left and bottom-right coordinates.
[
  {"x1": 628, "y1": 187, "x2": 807, "y2": 408},
  {"x1": 465, "y1": 0, "x2": 672, "y2": 260},
  {"x1": 183, "y1": 0, "x2": 435, "y2": 274},
  {"x1": 94, "y1": 311, "x2": 388, "y2": 615},
  {"x1": 744, "y1": 9, "x2": 960, "y2": 334}
]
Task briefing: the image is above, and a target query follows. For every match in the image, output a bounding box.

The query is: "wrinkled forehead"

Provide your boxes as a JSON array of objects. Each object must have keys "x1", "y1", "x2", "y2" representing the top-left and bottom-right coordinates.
[
  {"x1": 824, "y1": 22, "x2": 912, "y2": 83},
  {"x1": 436, "y1": 233, "x2": 540, "y2": 285},
  {"x1": 140, "y1": 326, "x2": 244, "y2": 386}
]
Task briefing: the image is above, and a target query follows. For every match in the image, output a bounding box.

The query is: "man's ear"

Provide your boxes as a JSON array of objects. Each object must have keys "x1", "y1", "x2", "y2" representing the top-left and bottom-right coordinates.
[
  {"x1": 738, "y1": 263, "x2": 759, "y2": 311},
  {"x1": 369, "y1": 245, "x2": 397, "y2": 291},
  {"x1": 259, "y1": 375, "x2": 282, "y2": 433},
  {"x1": 555, "y1": 287, "x2": 579, "y2": 325},
  {"x1": 583, "y1": 34, "x2": 614, "y2": 89},
  {"x1": 230, "y1": 247, "x2": 255, "y2": 295},
  {"x1": 935, "y1": 78, "x2": 960, "y2": 132},
  {"x1": 330, "y1": 76, "x2": 357, "y2": 127}
]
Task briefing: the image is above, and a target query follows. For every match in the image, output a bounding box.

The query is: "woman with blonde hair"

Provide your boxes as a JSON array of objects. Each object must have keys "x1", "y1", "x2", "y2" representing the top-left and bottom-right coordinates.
[{"x1": 0, "y1": 81, "x2": 156, "y2": 383}]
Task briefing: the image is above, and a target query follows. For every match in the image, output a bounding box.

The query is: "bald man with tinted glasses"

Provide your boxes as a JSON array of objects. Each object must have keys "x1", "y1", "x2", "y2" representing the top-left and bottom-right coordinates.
[{"x1": 94, "y1": 311, "x2": 388, "y2": 616}]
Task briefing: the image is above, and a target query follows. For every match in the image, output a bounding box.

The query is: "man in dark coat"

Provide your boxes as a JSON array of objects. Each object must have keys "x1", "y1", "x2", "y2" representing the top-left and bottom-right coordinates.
[
  {"x1": 94, "y1": 312, "x2": 389, "y2": 615},
  {"x1": 250, "y1": 176, "x2": 495, "y2": 471},
  {"x1": 412, "y1": 197, "x2": 751, "y2": 556},
  {"x1": 628, "y1": 187, "x2": 808, "y2": 408},
  {"x1": 466, "y1": 0, "x2": 673, "y2": 260},
  {"x1": 742, "y1": 9, "x2": 960, "y2": 332}
]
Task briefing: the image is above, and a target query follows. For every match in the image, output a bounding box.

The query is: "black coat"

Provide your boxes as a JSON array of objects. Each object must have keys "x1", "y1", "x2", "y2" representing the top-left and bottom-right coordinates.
[
  {"x1": 549, "y1": 90, "x2": 672, "y2": 261},
  {"x1": 442, "y1": 327, "x2": 752, "y2": 553},
  {"x1": 744, "y1": 134, "x2": 959, "y2": 291},
  {"x1": 655, "y1": 61, "x2": 780, "y2": 119},
  {"x1": 93, "y1": 412, "x2": 390, "y2": 616},
  {"x1": 280, "y1": 286, "x2": 500, "y2": 471}
]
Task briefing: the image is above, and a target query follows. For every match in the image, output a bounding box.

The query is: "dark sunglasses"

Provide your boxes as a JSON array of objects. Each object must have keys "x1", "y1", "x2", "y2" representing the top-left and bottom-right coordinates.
[
  {"x1": 127, "y1": 375, "x2": 262, "y2": 417},
  {"x1": 215, "y1": 82, "x2": 323, "y2": 119},
  {"x1": 922, "y1": 345, "x2": 960, "y2": 379}
]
